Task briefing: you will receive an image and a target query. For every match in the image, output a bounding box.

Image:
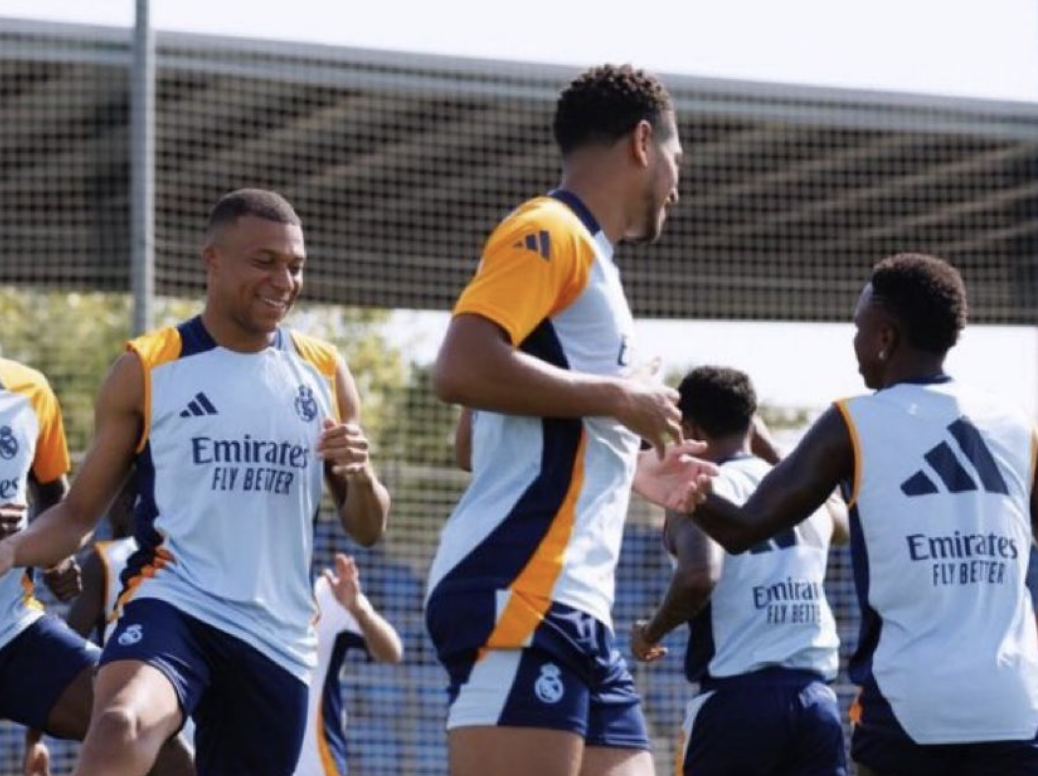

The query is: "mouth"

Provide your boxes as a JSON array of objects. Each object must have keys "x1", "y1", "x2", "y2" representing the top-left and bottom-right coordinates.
[{"x1": 257, "y1": 295, "x2": 289, "y2": 311}]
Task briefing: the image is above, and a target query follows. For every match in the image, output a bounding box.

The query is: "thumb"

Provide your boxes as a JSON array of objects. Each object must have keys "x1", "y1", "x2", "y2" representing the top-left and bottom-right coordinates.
[{"x1": 322, "y1": 417, "x2": 337, "y2": 431}]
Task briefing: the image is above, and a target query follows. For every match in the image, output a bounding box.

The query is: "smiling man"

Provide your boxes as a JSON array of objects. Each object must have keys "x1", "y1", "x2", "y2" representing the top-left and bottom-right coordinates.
[{"x1": 0, "y1": 188, "x2": 391, "y2": 776}]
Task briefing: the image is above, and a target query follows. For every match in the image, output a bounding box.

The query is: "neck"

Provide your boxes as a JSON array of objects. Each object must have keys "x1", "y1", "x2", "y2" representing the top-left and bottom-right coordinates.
[
  {"x1": 558, "y1": 161, "x2": 628, "y2": 245},
  {"x1": 697, "y1": 433, "x2": 752, "y2": 464},
  {"x1": 200, "y1": 307, "x2": 275, "y2": 353},
  {"x1": 880, "y1": 350, "x2": 947, "y2": 388}
]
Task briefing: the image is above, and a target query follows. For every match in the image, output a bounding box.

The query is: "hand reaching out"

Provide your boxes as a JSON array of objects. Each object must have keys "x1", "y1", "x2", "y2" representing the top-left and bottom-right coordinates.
[{"x1": 322, "y1": 553, "x2": 365, "y2": 616}]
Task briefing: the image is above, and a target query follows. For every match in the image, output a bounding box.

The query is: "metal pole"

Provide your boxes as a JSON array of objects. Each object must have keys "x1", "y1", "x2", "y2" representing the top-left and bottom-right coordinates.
[{"x1": 130, "y1": 0, "x2": 155, "y2": 335}]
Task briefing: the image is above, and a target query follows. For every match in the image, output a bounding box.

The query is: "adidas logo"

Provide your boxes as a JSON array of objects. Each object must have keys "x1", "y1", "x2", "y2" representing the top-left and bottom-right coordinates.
[
  {"x1": 512, "y1": 230, "x2": 551, "y2": 261},
  {"x1": 901, "y1": 416, "x2": 1008, "y2": 497},
  {"x1": 179, "y1": 392, "x2": 219, "y2": 418}
]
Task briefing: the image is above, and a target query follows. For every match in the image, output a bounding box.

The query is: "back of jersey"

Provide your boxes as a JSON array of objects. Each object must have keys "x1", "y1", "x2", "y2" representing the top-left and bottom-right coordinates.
[
  {"x1": 839, "y1": 377, "x2": 1038, "y2": 744},
  {"x1": 681, "y1": 454, "x2": 839, "y2": 682}
]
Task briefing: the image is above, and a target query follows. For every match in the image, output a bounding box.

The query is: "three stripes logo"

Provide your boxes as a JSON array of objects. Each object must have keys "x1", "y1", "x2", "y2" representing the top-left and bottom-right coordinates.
[
  {"x1": 179, "y1": 392, "x2": 218, "y2": 418},
  {"x1": 900, "y1": 416, "x2": 1008, "y2": 497},
  {"x1": 512, "y1": 230, "x2": 552, "y2": 261}
]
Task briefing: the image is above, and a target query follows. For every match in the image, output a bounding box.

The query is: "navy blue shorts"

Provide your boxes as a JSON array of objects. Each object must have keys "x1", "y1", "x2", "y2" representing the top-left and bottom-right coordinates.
[
  {"x1": 102, "y1": 598, "x2": 307, "y2": 776},
  {"x1": 0, "y1": 614, "x2": 99, "y2": 730},
  {"x1": 680, "y1": 668, "x2": 847, "y2": 776},
  {"x1": 428, "y1": 593, "x2": 649, "y2": 748}
]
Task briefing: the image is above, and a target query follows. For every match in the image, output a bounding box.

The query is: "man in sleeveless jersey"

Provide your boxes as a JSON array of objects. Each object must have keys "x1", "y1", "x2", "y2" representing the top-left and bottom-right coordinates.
[
  {"x1": 0, "y1": 189, "x2": 391, "y2": 776},
  {"x1": 673, "y1": 254, "x2": 1038, "y2": 776},
  {"x1": 426, "y1": 64, "x2": 714, "y2": 776},
  {"x1": 631, "y1": 366, "x2": 848, "y2": 776},
  {"x1": 293, "y1": 552, "x2": 402, "y2": 776}
]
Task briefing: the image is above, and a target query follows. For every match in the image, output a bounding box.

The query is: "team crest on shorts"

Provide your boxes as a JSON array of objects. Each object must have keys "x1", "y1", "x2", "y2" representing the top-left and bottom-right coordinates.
[
  {"x1": 118, "y1": 623, "x2": 144, "y2": 646},
  {"x1": 294, "y1": 385, "x2": 318, "y2": 422},
  {"x1": 0, "y1": 426, "x2": 17, "y2": 460},
  {"x1": 534, "y1": 663, "x2": 564, "y2": 704}
]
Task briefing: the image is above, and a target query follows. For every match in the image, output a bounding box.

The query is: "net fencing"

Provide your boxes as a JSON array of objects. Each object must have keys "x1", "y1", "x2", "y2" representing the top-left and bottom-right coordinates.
[{"x1": 1, "y1": 13, "x2": 1037, "y2": 776}]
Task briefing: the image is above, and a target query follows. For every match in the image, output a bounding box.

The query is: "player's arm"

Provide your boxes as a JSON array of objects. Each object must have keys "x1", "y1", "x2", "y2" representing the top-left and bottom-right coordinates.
[
  {"x1": 65, "y1": 548, "x2": 106, "y2": 642},
  {"x1": 826, "y1": 491, "x2": 851, "y2": 546},
  {"x1": 320, "y1": 359, "x2": 390, "y2": 548},
  {"x1": 631, "y1": 511, "x2": 723, "y2": 663},
  {"x1": 324, "y1": 554, "x2": 403, "y2": 664},
  {"x1": 26, "y1": 473, "x2": 82, "y2": 602},
  {"x1": 689, "y1": 407, "x2": 854, "y2": 554},
  {"x1": 434, "y1": 315, "x2": 682, "y2": 456},
  {"x1": 455, "y1": 408, "x2": 473, "y2": 472},
  {"x1": 0, "y1": 353, "x2": 143, "y2": 573}
]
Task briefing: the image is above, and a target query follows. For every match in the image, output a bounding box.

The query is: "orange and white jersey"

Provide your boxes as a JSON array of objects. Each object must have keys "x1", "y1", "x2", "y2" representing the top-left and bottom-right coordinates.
[
  {"x1": 426, "y1": 190, "x2": 639, "y2": 635},
  {"x1": 116, "y1": 317, "x2": 337, "y2": 681},
  {"x1": 0, "y1": 358, "x2": 70, "y2": 649}
]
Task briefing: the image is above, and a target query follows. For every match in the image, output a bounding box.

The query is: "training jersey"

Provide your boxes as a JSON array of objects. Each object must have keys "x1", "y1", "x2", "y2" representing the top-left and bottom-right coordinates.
[
  {"x1": 679, "y1": 454, "x2": 839, "y2": 683},
  {"x1": 294, "y1": 575, "x2": 367, "y2": 776},
  {"x1": 837, "y1": 376, "x2": 1038, "y2": 744},
  {"x1": 117, "y1": 317, "x2": 338, "y2": 681},
  {"x1": 0, "y1": 358, "x2": 70, "y2": 649},
  {"x1": 95, "y1": 536, "x2": 137, "y2": 642},
  {"x1": 426, "y1": 190, "x2": 639, "y2": 641}
]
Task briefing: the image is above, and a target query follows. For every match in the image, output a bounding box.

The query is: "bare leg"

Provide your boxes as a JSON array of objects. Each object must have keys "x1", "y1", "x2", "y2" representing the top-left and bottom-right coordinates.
[
  {"x1": 72, "y1": 660, "x2": 183, "y2": 776},
  {"x1": 450, "y1": 726, "x2": 584, "y2": 776},
  {"x1": 580, "y1": 746, "x2": 655, "y2": 776}
]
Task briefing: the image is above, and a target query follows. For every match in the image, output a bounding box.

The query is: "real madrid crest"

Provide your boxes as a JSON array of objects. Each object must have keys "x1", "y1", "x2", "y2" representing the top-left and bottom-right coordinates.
[{"x1": 294, "y1": 385, "x2": 318, "y2": 422}]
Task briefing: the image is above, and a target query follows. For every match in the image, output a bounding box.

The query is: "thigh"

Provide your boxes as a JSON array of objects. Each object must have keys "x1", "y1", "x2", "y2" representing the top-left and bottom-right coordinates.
[
  {"x1": 0, "y1": 614, "x2": 99, "y2": 734},
  {"x1": 580, "y1": 746, "x2": 654, "y2": 776},
  {"x1": 449, "y1": 725, "x2": 583, "y2": 776},
  {"x1": 585, "y1": 645, "x2": 650, "y2": 751},
  {"x1": 681, "y1": 687, "x2": 785, "y2": 776},
  {"x1": 193, "y1": 635, "x2": 307, "y2": 776},
  {"x1": 91, "y1": 658, "x2": 184, "y2": 741}
]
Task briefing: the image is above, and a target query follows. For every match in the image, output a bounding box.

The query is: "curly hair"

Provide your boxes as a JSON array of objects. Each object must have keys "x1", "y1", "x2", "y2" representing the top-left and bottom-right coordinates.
[
  {"x1": 870, "y1": 253, "x2": 968, "y2": 354},
  {"x1": 207, "y1": 188, "x2": 301, "y2": 235},
  {"x1": 677, "y1": 366, "x2": 757, "y2": 439},
  {"x1": 553, "y1": 64, "x2": 674, "y2": 156}
]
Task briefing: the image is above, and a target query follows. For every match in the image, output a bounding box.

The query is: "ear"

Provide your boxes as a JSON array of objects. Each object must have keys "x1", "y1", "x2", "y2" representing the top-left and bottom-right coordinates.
[
  {"x1": 201, "y1": 242, "x2": 218, "y2": 271},
  {"x1": 630, "y1": 119, "x2": 653, "y2": 168},
  {"x1": 878, "y1": 317, "x2": 900, "y2": 356},
  {"x1": 683, "y1": 420, "x2": 705, "y2": 442}
]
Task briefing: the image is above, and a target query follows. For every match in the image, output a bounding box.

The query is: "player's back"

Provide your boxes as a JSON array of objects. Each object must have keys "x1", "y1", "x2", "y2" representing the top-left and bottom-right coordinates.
[
  {"x1": 838, "y1": 376, "x2": 1038, "y2": 743},
  {"x1": 117, "y1": 317, "x2": 338, "y2": 680}
]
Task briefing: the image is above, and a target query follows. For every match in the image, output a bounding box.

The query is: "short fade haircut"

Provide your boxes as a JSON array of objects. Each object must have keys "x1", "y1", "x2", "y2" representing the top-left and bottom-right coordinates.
[
  {"x1": 553, "y1": 64, "x2": 674, "y2": 156},
  {"x1": 206, "y1": 188, "x2": 301, "y2": 236},
  {"x1": 870, "y1": 252, "x2": 968, "y2": 354},
  {"x1": 678, "y1": 366, "x2": 757, "y2": 439}
]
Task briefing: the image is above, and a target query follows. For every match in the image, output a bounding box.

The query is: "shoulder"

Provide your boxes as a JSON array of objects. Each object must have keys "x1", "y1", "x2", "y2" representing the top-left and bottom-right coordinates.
[
  {"x1": 288, "y1": 331, "x2": 340, "y2": 379},
  {"x1": 486, "y1": 197, "x2": 591, "y2": 253},
  {"x1": 0, "y1": 357, "x2": 53, "y2": 396},
  {"x1": 127, "y1": 325, "x2": 182, "y2": 371}
]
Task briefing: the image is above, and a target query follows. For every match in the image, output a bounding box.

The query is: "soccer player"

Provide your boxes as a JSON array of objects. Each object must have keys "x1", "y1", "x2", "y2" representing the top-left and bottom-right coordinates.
[
  {"x1": 293, "y1": 552, "x2": 403, "y2": 776},
  {"x1": 630, "y1": 366, "x2": 848, "y2": 776},
  {"x1": 426, "y1": 64, "x2": 713, "y2": 776},
  {"x1": 677, "y1": 254, "x2": 1038, "y2": 776},
  {"x1": 0, "y1": 188, "x2": 391, "y2": 776}
]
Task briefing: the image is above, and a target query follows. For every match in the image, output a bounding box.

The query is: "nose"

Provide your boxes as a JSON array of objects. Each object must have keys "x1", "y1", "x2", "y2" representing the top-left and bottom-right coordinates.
[{"x1": 269, "y1": 262, "x2": 293, "y2": 290}]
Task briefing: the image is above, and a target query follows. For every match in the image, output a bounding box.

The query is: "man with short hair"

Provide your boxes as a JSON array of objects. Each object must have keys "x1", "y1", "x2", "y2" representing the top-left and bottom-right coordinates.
[
  {"x1": 678, "y1": 254, "x2": 1038, "y2": 776},
  {"x1": 631, "y1": 366, "x2": 848, "y2": 776},
  {"x1": 427, "y1": 64, "x2": 711, "y2": 776},
  {"x1": 0, "y1": 188, "x2": 391, "y2": 776}
]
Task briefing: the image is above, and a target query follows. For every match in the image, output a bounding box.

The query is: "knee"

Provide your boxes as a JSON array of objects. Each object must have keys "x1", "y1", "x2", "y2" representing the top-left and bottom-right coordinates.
[{"x1": 89, "y1": 704, "x2": 146, "y2": 747}]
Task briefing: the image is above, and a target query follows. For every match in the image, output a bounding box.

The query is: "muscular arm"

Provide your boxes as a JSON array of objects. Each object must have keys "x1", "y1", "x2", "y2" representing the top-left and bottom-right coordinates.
[
  {"x1": 433, "y1": 314, "x2": 682, "y2": 455},
  {"x1": 323, "y1": 359, "x2": 390, "y2": 547},
  {"x1": 2, "y1": 353, "x2": 142, "y2": 570},
  {"x1": 691, "y1": 407, "x2": 854, "y2": 554},
  {"x1": 640, "y1": 513, "x2": 723, "y2": 647}
]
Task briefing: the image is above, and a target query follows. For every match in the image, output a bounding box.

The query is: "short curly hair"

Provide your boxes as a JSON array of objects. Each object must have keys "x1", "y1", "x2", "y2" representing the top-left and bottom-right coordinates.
[
  {"x1": 677, "y1": 366, "x2": 757, "y2": 439},
  {"x1": 553, "y1": 64, "x2": 674, "y2": 156},
  {"x1": 870, "y1": 253, "x2": 968, "y2": 354},
  {"x1": 207, "y1": 188, "x2": 301, "y2": 235}
]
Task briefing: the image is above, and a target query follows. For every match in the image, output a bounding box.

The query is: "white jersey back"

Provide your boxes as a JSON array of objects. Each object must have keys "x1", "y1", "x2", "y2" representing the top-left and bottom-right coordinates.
[
  {"x1": 96, "y1": 536, "x2": 138, "y2": 642},
  {"x1": 0, "y1": 359, "x2": 70, "y2": 648},
  {"x1": 294, "y1": 575, "x2": 365, "y2": 776},
  {"x1": 680, "y1": 455, "x2": 839, "y2": 682},
  {"x1": 838, "y1": 377, "x2": 1038, "y2": 743},
  {"x1": 118, "y1": 318, "x2": 338, "y2": 680}
]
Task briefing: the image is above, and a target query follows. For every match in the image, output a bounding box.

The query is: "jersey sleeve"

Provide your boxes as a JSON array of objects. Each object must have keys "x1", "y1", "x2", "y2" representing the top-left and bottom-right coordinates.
[
  {"x1": 29, "y1": 376, "x2": 70, "y2": 484},
  {"x1": 454, "y1": 201, "x2": 595, "y2": 345}
]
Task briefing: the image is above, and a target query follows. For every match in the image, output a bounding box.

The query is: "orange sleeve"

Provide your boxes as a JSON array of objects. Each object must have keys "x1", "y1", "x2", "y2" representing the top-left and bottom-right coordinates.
[
  {"x1": 289, "y1": 331, "x2": 341, "y2": 421},
  {"x1": 29, "y1": 377, "x2": 70, "y2": 484},
  {"x1": 454, "y1": 199, "x2": 595, "y2": 345},
  {"x1": 127, "y1": 327, "x2": 182, "y2": 453}
]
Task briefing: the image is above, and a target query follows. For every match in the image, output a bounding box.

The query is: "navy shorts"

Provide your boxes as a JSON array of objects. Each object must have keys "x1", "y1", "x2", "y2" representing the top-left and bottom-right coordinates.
[
  {"x1": 0, "y1": 615, "x2": 99, "y2": 730},
  {"x1": 680, "y1": 668, "x2": 847, "y2": 776},
  {"x1": 102, "y1": 598, "x2": 308, "y2": 776},
  {"x1": 428, "y1": 593, "x2": 649, "y2": 748}
]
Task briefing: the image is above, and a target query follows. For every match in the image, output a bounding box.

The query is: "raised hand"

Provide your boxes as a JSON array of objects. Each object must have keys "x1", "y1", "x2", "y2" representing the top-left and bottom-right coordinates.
[
  {"x1": 633, "y1": 441, "x2": 717, "y2": 513},
  {"x1": 322, "y1": 553, "x2": 364, "y2": 615}
]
